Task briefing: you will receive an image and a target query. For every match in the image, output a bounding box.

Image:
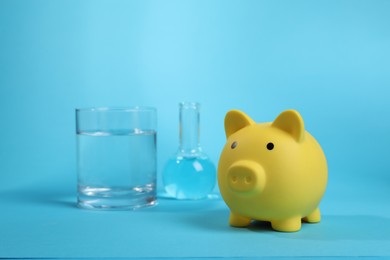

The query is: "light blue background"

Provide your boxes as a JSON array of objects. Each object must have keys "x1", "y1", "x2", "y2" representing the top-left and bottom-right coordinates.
[{"x1": 0, "y1": 0, "x2": 389, "y2": 258}]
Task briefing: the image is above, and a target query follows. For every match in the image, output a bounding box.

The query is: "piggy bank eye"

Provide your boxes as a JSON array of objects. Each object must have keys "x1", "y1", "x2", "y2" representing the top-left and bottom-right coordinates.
[
  {"x1": 231, "y1": 141, "x2": 238, "y2": 149},
  {"x1": 266, "y1": 142, "x2": 274, "y2": 150}
]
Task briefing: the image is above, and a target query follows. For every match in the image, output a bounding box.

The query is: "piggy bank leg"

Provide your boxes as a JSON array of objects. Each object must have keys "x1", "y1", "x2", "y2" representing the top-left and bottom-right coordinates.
[
  {"x1": 229, "y1": 211, "x2": 251, "y2": 227},
  {"x1": 302, "y1": 208, "x2": 321, "y2": 223},
  {"x1": 271, "y1": 217, "x2": 301, "y2": 232}
]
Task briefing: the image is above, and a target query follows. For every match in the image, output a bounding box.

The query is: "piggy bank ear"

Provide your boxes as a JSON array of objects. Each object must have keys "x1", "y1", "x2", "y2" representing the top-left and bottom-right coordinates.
[
  {"x1": 224, "y1": 110, "x2": 255, "y2": 138},
  {"x1": 272, "y1": 110, "x2": 305, "y2": 143}
]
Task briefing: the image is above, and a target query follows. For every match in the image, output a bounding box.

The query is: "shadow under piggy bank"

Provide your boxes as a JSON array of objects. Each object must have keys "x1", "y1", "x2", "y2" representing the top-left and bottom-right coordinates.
[
  {"x1": 186, "y1": 210, "x2": 390, "y2": 241},
  {"x1": 248, "y1": 215, "x2": 390, "y2": 241}
]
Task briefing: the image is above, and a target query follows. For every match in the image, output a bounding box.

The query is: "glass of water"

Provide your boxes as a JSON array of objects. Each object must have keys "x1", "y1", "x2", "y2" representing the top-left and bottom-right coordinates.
[{"x1": 76, "y1": 107, "x2": 157, "y2": 210}]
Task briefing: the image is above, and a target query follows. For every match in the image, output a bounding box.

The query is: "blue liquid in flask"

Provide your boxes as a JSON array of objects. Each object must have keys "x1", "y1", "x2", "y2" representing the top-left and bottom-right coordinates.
[
  {"x1": 163, "y1": 155, "x2": 216, "y2": 199},
  {"x1": 162, "y1": 102, "x2": 216, "y2": 200}
]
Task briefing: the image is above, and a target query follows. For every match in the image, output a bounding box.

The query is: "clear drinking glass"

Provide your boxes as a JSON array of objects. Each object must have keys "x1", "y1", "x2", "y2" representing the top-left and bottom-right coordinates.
[
  {"x1": 162, "y1": 102, "x2": 216, "y2": 199},
  {"x1": 76, "y1": 107, "x2": 157, "y2": 210}
]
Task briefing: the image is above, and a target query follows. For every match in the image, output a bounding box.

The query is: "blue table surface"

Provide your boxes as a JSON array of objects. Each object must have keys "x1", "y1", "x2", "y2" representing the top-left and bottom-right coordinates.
[{"x1": 1, "y1": 177, "x2": 389, "y2": 259}]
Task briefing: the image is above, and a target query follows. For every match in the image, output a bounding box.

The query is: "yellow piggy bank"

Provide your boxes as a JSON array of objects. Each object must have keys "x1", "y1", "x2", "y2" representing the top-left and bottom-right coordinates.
[{"x1": 218, "y1": 110, "x2": 328, "y2": 232}]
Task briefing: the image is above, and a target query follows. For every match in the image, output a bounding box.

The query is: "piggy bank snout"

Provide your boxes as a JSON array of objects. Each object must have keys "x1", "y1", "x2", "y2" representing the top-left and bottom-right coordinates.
[{"x1": 227, "y1": 160, "x2": 265, "y2": 193}]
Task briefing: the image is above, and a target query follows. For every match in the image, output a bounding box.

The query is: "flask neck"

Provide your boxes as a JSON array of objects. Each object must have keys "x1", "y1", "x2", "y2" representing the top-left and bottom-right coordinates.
[{"x1": 179, "y1": 102, "x2": 201, "y2": 155}]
